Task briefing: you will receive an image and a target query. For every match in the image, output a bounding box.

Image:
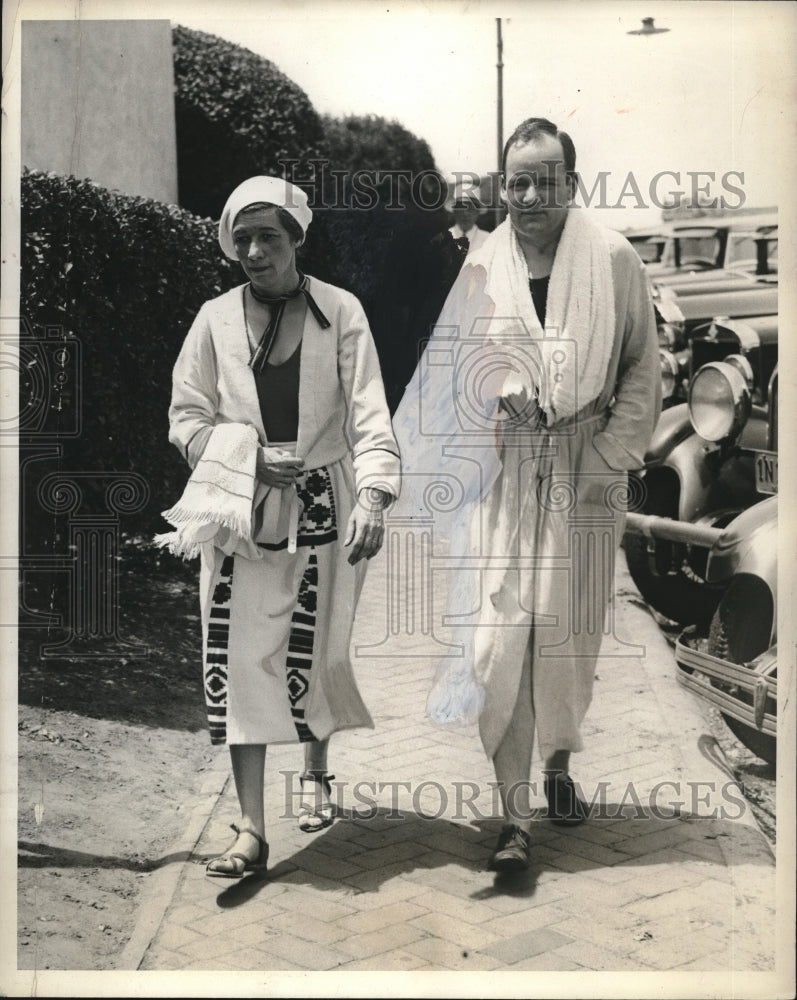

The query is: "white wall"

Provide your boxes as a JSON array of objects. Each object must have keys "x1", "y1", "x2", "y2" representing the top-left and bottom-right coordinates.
[{"x1": 22, "y1": 20, "x2": 178, "y2": 204}]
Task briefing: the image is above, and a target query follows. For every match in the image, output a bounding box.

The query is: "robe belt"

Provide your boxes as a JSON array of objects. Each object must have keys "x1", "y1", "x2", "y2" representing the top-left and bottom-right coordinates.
[{"x1": 504, "y1": 407, "x2": 610, "y2": 481}]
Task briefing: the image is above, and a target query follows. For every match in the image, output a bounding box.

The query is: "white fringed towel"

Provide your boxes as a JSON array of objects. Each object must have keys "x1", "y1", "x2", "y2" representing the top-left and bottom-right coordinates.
[{"x1": 155, "y1": 423, "x2": 260, "y2": 559}]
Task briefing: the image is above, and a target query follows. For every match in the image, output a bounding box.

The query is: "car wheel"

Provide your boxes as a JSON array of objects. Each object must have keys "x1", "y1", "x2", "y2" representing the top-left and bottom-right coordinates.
[{"x1": 625, "y1": 530, "x2": 727, "y2": 626}]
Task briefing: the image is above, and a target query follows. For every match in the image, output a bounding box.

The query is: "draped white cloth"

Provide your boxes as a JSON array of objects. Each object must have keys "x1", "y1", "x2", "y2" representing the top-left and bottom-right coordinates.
[
  {"x1": 462, "y1": 212, "x2": 615, "y2": 425},
  {"x1": 393, "y1": 211, "x2": 661, "y2": 758}
]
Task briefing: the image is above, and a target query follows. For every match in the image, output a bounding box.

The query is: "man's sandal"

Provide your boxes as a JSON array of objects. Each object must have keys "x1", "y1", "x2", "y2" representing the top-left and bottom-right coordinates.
[
  {"x1": 487, "y1": 824, "x2": 531, "y2": 872},
  {"x1": 298, "y1": 772, "x2": 335, "y2": 833},
  {"x1": 205, "y1": 823, "x2": 269, "y2": 879}
]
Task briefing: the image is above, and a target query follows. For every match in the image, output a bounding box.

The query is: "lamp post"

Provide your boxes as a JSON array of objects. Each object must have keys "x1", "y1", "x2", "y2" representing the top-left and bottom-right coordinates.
[{"x1": 495, "y1": 17, "x2": 504, "y2": 229}]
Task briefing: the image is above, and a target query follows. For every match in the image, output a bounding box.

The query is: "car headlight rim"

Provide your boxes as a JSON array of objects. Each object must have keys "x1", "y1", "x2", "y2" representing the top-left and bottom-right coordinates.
[
  {"x1": 723, "y1": 353, "x2": 755, "y2": 394},
  {"x1": 688, "y1": 361, "x2": 752, "y2": 442}
]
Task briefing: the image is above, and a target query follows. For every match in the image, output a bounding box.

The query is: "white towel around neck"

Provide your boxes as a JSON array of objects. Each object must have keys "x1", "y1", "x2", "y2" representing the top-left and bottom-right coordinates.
[{"x1": 465, "y1": 209, "x2": 615, "y2": 424}]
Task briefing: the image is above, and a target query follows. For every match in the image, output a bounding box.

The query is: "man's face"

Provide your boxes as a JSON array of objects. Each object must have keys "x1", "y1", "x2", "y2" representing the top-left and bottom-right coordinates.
[
  {"x1": 502, "y1": 135, "x2": 574, "y2": 247},
  {"x1": 451, "y1": 199, "x2": 482, "y2": 232}
]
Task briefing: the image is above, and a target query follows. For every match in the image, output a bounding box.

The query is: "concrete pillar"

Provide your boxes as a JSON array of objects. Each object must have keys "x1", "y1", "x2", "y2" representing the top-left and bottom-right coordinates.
[{"x1": 22, "y1": 20, "x2": 178, "y2": 204}]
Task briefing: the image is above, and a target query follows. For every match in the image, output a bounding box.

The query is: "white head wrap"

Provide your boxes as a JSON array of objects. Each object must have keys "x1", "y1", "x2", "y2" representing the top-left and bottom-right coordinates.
[{"x1": 218, "y1": 176, "x2": 313, "y2": 260}]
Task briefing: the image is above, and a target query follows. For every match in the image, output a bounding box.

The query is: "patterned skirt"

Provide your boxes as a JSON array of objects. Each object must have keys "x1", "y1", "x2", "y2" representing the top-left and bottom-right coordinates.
[{"x1": 199, "y1": 461, "x2": 368, "y2": 745}]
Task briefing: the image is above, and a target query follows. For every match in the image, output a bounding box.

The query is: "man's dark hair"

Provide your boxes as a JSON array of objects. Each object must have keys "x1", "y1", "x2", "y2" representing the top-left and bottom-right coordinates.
[{"x1": 501, "y1": 117, "x2": 577, "y2": 176}]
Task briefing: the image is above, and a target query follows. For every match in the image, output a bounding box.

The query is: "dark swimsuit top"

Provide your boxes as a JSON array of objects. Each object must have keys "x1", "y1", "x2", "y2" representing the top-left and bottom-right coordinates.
[
  {"x1": 253, "y1": 342, "x2": 301, "y2": 442},
  {"x1": 530, "y1": 275, "x2": 550, "y2": 327}
]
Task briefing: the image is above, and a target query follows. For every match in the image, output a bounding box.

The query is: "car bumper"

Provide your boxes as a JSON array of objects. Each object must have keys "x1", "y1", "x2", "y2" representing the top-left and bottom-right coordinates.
[
  {"x1": 674, "y1": 626, "x2": 777, "y2": 736},
  {"x1": 624, "y1": 512, "x2": 725, "y2": 548}
]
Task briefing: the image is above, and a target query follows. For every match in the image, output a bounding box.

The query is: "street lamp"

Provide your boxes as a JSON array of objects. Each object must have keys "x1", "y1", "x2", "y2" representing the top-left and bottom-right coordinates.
[{"x1": 627, "y1": 16, "x2": 669, "y2": 35}]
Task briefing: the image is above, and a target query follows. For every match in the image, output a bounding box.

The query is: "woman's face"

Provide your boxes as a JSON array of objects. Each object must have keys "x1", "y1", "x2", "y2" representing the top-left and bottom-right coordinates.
[{"x1": 232, "y1": 206, "x2": 300, "y2": 295}]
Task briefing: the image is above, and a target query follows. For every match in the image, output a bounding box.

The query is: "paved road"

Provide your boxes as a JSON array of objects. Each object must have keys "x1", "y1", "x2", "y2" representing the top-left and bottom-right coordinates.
[{"x1": 125, "y1": 533, "x2": 778, "y2": 984}]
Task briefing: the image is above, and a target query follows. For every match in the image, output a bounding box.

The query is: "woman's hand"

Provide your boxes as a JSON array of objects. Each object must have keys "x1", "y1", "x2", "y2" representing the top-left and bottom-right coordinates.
[
  {"x1": 255, "y1": 449, "x2": 304, "y2": 488},
  {"x1": 344, "y1": 489, "x2": 390, "y2": 565}
]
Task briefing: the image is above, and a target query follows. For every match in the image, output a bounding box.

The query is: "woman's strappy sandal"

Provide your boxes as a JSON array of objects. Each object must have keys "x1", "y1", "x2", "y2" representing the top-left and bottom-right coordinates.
[
  {"x1": 205, "y1": 823, "x2": 269, "y2": 879},
  {"x1": 298, "y1": 772, "x2": 335, "y2": 833}
]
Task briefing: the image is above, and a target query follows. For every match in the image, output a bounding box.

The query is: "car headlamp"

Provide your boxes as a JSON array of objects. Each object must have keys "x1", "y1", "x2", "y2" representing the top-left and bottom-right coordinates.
[
  {"x1": 659, "y1": 349, "x2": 680, "y2": 400},
  {"x1": 688, "y1": 358, "x2": 752, "y2": 442},
  {"x1": 657, "y1": 322, "x2": 681, "y2": 350}
]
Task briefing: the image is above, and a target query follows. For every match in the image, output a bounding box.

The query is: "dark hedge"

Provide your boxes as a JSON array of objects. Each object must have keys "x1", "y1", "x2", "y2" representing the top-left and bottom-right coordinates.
[
  {"x1": 320, "y1": 113, "x2": 437, "y2": 177},
  {"x1": 19, "y1": 168, "x2": 463, "y2": 553},
  {"x1": 168, "y1": 24, "x2": 464, "y2": 409},
  {"x1": 20, "y1": 169, "x2": 239, "y2": 544},
  {"x1": 172, "y1": 24, "x2": 325, "y2": 220},
  {"x1": 311, "y1": 187, "x2": 466, "y2": 412}
]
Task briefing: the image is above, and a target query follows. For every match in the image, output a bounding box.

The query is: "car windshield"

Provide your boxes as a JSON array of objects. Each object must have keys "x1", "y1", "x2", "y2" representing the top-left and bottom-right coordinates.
[
  {"x1": 725, "y1": 232, "x2": 778, "y2": 275},
  {"x1": 634, "y1": 238, "x2": 666, "y2": 263},
  {"x1": 662, "y1": 234, "x2": 721, "y2": 268}
]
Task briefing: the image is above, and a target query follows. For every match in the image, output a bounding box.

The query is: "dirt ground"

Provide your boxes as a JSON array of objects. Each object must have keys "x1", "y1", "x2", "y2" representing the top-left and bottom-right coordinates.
[
  {"x1": 15, "y1": 543, "x2": 777, "y2": 971},
  {"x1": 17, "y1": 543, "x2": 214, "y2": 971}
]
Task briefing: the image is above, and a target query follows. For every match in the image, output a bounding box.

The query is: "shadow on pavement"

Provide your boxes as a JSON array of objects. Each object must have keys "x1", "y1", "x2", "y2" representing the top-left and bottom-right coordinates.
[
  {"x1": 200, "y1": 795, "x2": 770, "y2": 911},
  {"x1": 18, "y1": 840, "x2": 193, "y2": 872}
]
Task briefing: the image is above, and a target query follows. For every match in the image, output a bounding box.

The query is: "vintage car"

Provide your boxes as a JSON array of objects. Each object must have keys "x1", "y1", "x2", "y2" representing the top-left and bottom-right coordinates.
[
  {"x1": 654, "y1": 228, "x2": 777, "y2": 407},
  {"x1": 675, "y1": 491, "x2": 777, "y2": 765},
  {"x1": 644, "y1": 211, "x2": 777, "y2": 282},
  {"x1": 625, "y1": 314, "x2": 777, "y2": 627},
  {"x1": 624, "y1": 226, "x2": 669, "y2": 267},
  {"x1": 625, "y1": 350, "x2": 778, "y2": 764}
]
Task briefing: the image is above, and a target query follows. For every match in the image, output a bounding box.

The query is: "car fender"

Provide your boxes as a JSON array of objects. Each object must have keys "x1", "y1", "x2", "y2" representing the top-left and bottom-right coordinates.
[
  {"x1": 646, "y1": 430, "x2": 725, "y2": 523},
  {"x1": 644, "y1": 403, "x2": 692, "y2": 463},
  {"x1": 706, "y1": 496, "x2": 777, "y2": 590}
]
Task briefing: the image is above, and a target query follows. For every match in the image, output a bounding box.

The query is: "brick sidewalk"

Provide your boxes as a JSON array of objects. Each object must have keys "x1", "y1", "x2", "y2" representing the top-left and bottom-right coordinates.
[{"x1": 132, "y1": 542, "x2": 776, "y2": 975}]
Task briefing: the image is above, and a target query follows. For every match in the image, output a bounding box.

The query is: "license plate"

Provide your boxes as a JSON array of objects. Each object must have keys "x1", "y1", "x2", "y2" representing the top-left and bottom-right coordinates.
[{"x1": 754, "y1": 450, "x2": 778, "y2": 494}]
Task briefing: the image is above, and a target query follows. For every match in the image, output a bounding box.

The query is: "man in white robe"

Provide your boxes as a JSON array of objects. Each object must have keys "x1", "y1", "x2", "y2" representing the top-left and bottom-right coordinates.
[{"x1": 395, "y1": 118, "x2": 661, "y2": 872}]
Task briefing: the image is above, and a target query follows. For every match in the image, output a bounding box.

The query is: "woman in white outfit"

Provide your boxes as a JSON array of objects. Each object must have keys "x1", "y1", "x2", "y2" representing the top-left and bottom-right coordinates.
[{"x1": 167, "y1": 176, "x2": 400, "y2": 877}]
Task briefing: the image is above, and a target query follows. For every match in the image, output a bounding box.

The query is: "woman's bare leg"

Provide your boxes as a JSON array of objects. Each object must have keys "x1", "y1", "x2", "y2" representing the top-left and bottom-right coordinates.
[
  {"x1": 300, "y1": 738, "x2": 333, "y2": 823},
  {"x1": 228, "y1": 743, "x2": 267, "y2": 855},
  {"x1": 304, "y1": 737, "x2": 329, "y2": 775}
]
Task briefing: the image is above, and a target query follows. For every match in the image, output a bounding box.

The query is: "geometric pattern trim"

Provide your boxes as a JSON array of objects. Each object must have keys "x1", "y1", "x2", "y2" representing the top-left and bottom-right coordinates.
[{"x1": 204, "y1": 554, "x2": 235, "y2": 745}]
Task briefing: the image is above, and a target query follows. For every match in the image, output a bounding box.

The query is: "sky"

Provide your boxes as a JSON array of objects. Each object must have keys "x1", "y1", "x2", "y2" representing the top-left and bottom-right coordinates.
[
  {"x1": 169, "y1": 0, "x2": 796, "y2": 229},
  {"x1": 4, "y1": 0, "x2": 796, "y2": 231}
]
